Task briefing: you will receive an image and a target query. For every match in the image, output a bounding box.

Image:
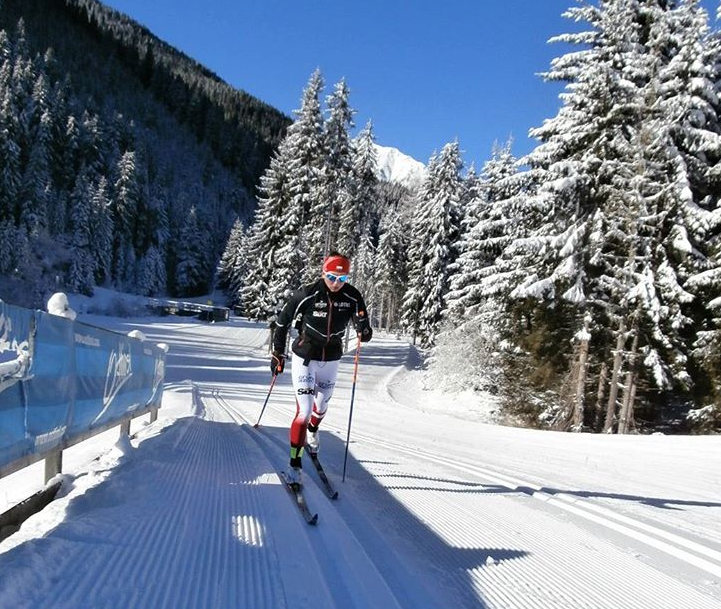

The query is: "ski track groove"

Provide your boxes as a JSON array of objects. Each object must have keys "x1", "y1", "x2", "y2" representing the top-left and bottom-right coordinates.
[
  {"x1": 317, "y1": 416, "x2": 721, "y2": 579},
  {"x1": 204, "y1": 387, "x2": 296, "y2": 608},
  {"x1": 34, "y1": 396, "x2": 292, "y2": 609},
  {"x1": 378, "y1": 455, "x2": 717, "y2": 609},
  {"x1": 373, "y1": 433, "x2": 721, "y2": 607},
  {"x1": 207, "y1": 334, "x2": 721, "y2": 607},
  {"x1": 240, "y1": 390, "x2": 719, "y2": 609},
  {"x1": 206, "y1": 387, "x2": 415, "y2": 609}
]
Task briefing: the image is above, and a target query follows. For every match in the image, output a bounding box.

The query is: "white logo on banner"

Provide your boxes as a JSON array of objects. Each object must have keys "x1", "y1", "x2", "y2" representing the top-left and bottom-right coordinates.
[
  {"x1": 0, "y1": 313, "x2": 30, "y2": 394},
  {"x1": 91, "y1": 342, "x2": 133, "y2": 424},
  {"x1": 152, "y1": 356, "x2": 165, "y2": 401}
]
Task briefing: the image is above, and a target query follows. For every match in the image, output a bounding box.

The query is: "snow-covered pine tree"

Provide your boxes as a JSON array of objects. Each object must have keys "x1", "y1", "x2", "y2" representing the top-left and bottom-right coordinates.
[
  {"x1": 0, "y1": 69, "x2": 21, "y2": 224},
  {"x1": 67, "y1": 168, "x2": 95, "y2": 295},
  {"x1": 112, "y1": 150, "x2": 138, "y2": 287},
  {"x1": 89, "y1": 176, "x2": 112, "y2": 285},
  {"x1": 228, "y1": 223, "x2": 249, "y2": 310},
  {"x1": 351, "y1": 230, "x2": 377, "y2": 313},
  {"x1": 268, "y1": 70, "x2": 326, "y2": 311},
  {"x1": 400, "y1": 152, "x2": 438, "y2": 342},
  {"x1": 400, "y1": 141, "x2": 464, "y2": 347},
  {"x1": 174, "y1": 205, "x2": 209, "y2": 296},
  {"x1": 241, "y1": 135, "x2": 295, "y2": 319},
  {"x1": 19, "y1": 74, "x2": 51, "y2": 236},
  {"x1": 445, "y1": 139, "x2": 521, "y2": 320},
  {"x1": 648, "y1": 0, "x2": 721, "y2": 418},
  {"x1": 302, "y1": 77, "x2": 354, "y2": 283},
  {"x1": 137, "y1": 245, "x2": 166, "y2": 296},
  {"x1": 217, "y1": 216, "x2": 244, "y2": 291},
  {"x1": 470, "y1": 0, "x2": 721, "y2": 430},
  {"x1": 374, "y1": 205, "x2": 408, "y2": 330},
  {"x1": 337, "y1": 121, "x2": 379, "y2": 259}
]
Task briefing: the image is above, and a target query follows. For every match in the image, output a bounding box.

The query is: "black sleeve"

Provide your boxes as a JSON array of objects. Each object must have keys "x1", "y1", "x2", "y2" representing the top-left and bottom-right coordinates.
[
  {"x1": 272, "y1": 287, "x2": 307, "y2": 353},
  {"x1": 352, "y1": 289, "x2": 371, "y2": 333}
]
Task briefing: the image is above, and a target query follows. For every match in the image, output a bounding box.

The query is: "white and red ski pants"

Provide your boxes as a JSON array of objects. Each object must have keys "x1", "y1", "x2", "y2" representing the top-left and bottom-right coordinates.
[{"x1": 289, "y1": 353, "x2": 339, "y2": 461}]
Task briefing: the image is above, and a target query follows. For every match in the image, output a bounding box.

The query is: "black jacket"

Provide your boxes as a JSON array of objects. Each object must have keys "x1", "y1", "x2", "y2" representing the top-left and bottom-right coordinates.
[{"x1": 273, "y1": 279, "x2": 371, "y2": 362}]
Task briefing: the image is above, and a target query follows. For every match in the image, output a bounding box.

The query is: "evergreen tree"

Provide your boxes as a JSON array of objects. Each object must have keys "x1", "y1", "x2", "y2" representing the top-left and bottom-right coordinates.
[
  {"x1": 137, "y1": 245, "x2": 166, "y2": 296},
  {"x1": 112, "y1": 150, "x2": 138, "y2": 286},
  {"x1": 374, "y1": 207, "x2": 408, "y2": 330},
  {"x1": 440, "y1": 0, "x2": 721, "y2": 429},
  {"x1": 266, "y1": 70, "x2": 325, "y2": 313},
  {"x1": 446, "y1": 139, "x2": 522, "y2": 320},
  {"x1": 89, "y1": 176, "x2": 113, "y2": 284},
  {"x1": 228, "y1": 223, "x2": 249, "y2": 309},
  {"x1": 67, "y1": 168, "x2": 95, "y2": 295},
  {"x1": 353, "y1": 231, "x2": 378, "y2": 311},
  {"x1": 338, "y1": 121, "x2": 379, "y2": 258},
  {"x1": 174, "y1": 205, "x2": 208, "y2": 296},
  {"x1": 400, "y1": 141, "x2": 464, "y2": 347},
  {"x1": 0, "y1": 83, "x2": 20, "y2": 223},
  {"x1": 217, "y1": 216, "x2": 244, "y2": 290},
  {"x1": 241, "y1": 134, "x2": 295, "y2": 319}
]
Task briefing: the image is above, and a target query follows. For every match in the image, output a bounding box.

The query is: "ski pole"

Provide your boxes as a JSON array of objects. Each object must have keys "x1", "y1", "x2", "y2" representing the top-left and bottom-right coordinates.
[
  {"x1": 342, "y1": 336, "x2": 363, "y2": 482},
  {"x1": 254, "y1": 368, "x2": 280, "y2": 428}
]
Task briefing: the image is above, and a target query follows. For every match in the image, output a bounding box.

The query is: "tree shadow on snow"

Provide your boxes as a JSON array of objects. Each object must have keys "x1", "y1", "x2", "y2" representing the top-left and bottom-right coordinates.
[
  {"x1": 252, "y1": 423, "x2": 528, "y2": 609},
  {"x1": 527, "y1": 486, "x2": 721, "y2": 511}
]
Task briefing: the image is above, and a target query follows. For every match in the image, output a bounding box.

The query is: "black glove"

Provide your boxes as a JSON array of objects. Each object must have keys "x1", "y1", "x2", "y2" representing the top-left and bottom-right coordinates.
[
  {"x1": 270, "y1": 352, "x2": 285, "y2": 375},
  {"x1": 359, "y1": 326, "x2": 373, "y2": 343}
]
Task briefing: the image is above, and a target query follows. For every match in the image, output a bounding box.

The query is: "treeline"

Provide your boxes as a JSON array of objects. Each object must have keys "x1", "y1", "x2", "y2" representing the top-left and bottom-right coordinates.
[
  {"x1": 216, "y1": 70, "x2": 407, "y2": 323},
  {"x1": 228, "y1": 1, "x2": 721, "y2": 434},
  {"x1": 0, "y1": 0, "x2": 289, "y2": 305}
]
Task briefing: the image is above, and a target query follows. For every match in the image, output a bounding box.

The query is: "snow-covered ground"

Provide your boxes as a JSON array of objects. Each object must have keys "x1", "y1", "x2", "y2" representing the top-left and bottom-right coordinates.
[{"x1": 1, "y1": 313, "x2": 720, "y2": 608}]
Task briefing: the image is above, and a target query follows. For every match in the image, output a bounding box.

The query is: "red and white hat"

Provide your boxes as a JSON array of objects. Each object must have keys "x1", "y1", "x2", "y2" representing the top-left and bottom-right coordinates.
[{"x1": 322, "y1": 254, "x2": 351, "y2": 275}]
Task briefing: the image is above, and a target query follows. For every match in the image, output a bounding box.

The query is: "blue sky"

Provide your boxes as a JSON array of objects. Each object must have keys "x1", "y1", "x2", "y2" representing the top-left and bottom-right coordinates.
[{"x1": 103, "y1": 0, "x2": 717, "y2": 169}]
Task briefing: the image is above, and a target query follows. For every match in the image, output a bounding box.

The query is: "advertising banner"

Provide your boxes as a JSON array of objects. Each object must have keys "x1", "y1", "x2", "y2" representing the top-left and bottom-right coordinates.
[
  {"x1": 0, "y1": 303, "x2": 33, "y2": 464},
  {"x1": 0, "y1": 304, "x2": 166, "y2": 472}
]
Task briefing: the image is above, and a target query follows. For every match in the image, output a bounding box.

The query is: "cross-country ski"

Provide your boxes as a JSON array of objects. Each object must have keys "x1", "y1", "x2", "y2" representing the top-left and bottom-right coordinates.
[
  {"x1": 305, "y1": 448, "x2": 339, "y2": 500},
  {"x1": 279, "y1": 471, "x2": 318, "y2": 526}
]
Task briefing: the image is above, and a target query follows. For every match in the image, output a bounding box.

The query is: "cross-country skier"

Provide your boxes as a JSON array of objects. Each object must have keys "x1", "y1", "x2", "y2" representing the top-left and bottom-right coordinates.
[{"x1": 271, "y1": 253, "x2": 373, "y2": 485}]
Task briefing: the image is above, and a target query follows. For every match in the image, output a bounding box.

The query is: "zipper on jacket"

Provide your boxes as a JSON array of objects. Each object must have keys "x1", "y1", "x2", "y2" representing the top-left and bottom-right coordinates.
[{"x1": 322, "y1": 295, "x2": 334, "y2": 360}]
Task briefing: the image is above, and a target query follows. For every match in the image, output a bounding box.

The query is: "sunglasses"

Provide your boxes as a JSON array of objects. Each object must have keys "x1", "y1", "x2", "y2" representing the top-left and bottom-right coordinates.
[{"x1": 325, "y1": 272, "x2": 348, "y2": 284}]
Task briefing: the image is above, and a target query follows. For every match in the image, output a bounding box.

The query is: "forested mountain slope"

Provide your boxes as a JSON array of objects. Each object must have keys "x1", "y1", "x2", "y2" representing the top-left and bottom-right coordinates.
[{"x1": 0, "y1": 0, "x2": 290, "y2": 304}]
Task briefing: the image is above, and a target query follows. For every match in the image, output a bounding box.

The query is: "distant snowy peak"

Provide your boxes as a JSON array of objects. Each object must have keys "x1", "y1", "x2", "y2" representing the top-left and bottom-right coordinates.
[{"x1": 374, "y1": 145, "x2": 426, "y2": 189}]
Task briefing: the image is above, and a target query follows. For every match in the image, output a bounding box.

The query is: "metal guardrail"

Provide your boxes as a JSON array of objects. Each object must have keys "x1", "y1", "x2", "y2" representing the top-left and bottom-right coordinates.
[{"x1": 0, "y1": 405, "x2": 159, "y2": 483}]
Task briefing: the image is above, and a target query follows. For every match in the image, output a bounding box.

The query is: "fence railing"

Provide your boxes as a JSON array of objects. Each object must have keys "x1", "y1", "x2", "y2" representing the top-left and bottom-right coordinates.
[{"x1": 0, "y1": 301, "x2": 167, "y2": 483}]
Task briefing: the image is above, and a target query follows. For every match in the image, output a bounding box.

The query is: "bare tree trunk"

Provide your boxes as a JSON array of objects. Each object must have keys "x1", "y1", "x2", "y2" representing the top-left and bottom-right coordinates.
[
  {"x1": 618, "y1": 331, "x2": 639, "y2": 434},
  {"x1": 572, "y1": 316, "x2": 591, "y2": 431},
  {"x1": 604, "y1": 318, "x2": 627, "y2": 433},
  {"x1": 594, "y1": 362, "x2": 608, "y2": 432},
  {"x1": 626, "y1": 380, "x2": 638, "y2": 433}
]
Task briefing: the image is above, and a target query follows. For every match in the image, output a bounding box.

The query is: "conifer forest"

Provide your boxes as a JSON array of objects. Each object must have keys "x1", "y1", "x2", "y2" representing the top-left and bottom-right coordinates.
[{"x1": 2, "y1": 0, "x2": 721, "y2": 433}]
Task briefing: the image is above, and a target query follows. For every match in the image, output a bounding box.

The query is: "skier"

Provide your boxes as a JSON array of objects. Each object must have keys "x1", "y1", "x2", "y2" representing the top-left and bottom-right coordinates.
[{"x1": 271, "y1": 253, "x2": 373, "y2": 485}]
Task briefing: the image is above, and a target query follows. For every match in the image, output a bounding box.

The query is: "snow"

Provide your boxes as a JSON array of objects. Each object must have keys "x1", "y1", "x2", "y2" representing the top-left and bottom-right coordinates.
[
  {"x1": 374, "y1": 144, "x2": 426, "y2": 188},
  {"x1": 46, "y1": 292, "x2": 76, "y2": 320},
  {"x1": 1, "y1": 308, "x2": 720, "y2": 608}
]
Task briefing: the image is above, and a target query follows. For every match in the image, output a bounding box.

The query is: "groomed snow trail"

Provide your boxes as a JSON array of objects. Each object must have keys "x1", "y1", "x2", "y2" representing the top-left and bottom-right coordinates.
[{"x1": 1, "y1": 315, "x2": 720, "y2": 609}]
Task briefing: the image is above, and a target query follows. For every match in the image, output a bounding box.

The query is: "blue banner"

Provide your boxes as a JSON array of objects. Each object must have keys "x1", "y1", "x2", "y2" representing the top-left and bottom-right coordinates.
[
  {"x1": 0, "y1": 302, "x2": 166, "y2": 471},
  {"x1": 24, "y1": 312, "x2": 75, "y2": 453},
  {"x1": 0, "y1": 302, "x2": 33, "y2": 464}
]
